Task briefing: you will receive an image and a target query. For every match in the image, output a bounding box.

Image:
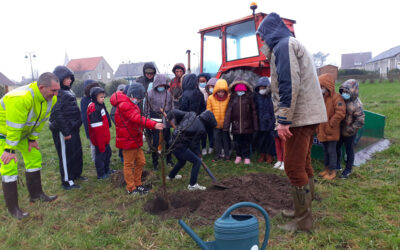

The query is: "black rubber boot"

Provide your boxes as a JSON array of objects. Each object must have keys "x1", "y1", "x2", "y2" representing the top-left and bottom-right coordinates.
[
  {"x1": 25, "y1": 171, "x2": 57, "y2": 202},
  {"x1": 2, "y1": 181, "x2": 29, "y2": 219}
]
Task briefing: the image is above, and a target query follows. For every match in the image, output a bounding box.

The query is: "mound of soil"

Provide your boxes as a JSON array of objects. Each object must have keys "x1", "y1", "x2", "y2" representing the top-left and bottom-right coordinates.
[{"x1": 144, "y1": 173, "x2": 293, "y2": 225}]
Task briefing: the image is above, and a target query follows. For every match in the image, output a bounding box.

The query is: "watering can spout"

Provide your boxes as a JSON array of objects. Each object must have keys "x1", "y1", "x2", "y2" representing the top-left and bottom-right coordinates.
[{"x1": 179, "y1": 220, "x2": 211, "y2": 250}]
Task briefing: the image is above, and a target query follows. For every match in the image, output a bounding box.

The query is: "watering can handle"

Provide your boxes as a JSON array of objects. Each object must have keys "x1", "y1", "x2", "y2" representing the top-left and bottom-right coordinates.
[{"x1": 220, "y1": 202, "x2": 270, "y2": 250}]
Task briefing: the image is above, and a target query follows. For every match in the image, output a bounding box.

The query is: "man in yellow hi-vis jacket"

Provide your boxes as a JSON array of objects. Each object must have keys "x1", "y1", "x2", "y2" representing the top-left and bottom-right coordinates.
[{"x1": 0, "y1": 72, "x2": 60, "y2": 219}]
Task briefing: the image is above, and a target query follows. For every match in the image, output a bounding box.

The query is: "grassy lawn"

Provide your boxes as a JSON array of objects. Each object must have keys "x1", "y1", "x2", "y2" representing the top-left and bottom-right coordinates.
[{"x1": 0, "y1": 81, "x2": 399, "y2": 249}]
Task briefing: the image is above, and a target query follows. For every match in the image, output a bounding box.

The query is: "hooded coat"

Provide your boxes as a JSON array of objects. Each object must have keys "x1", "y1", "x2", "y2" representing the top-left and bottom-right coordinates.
[
  {"x1": 179, "y1": 73, "x2": 206, "y2": 115},
  {"x1": 144, "y1": 74, "x2": 173, "y2": 121},
  {"x1": 81, "y1": 79, "x2": 100, "y2": 138},
  {"x1": 256, "y1": 13, "x2": 327, "y2": 127},
  {"x1": 316, "y1": 74, "x2": 346, "y2": 142},
  {"x1": 169, "y1": 63, "x2": 186, "y2": 100},
  {"x1": 87, "y1": 87, "x2": 111, "y2": 152},
  {"x1": 223, "y1": 79, "x2": 258, "y2": 134},
  {"x1": 49, "y1": 66, "x2": 82, "y2": 136},
  {"x1": 110, "y1": 91, "x2": 157, "y2": 149},
  {"x1": 206, "y1": 79, "x2": 230, "y2": 128},
  {"x1": 339, "y1": 79, "x2": 365, "y2": 137},
  {"x1": 254, "y1": 77, "x2": 275, "y2": 132},
  {"x1": 136, "y1": 62, "x2": 156, "y2": 92}
]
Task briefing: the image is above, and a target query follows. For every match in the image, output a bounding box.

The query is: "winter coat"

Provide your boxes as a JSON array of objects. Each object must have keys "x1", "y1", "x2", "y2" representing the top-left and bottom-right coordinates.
[
  {"x1": 223, "y1": 80, "x2": 258, "y2": 134},
  {"x1": 87, "y1": 88, "x2": 111, "y2": 152},
  {"x1": 81, "y1": 79, "x2": 99, "y2": 138},
  {"x1": 254, "y1": 77, "x2": 275, "y2": 132},
  {"x1": 136, "y1": 62, "x2": 156, "y2": 92},
  {"x1": 49, "y1": 66, "x2": 82, "y2": 136},
  {"x1": 168, "y1": 109, "x2": 216, "y2": 150},
  {"x1": 206, "y1": 79, "x2": 230, "y2": 128},
  {"x1": 256, "y1": 13, "x2": 327, "y2": 128},
  {"x1": 110, "y1": 91, "x2": 157, "y2": 150},
  {"x1": 169, "y1": 63, "x2": 186, "y2": 101},
  {"x1": 339, "y1": 79, "x2": 365, "y2": 137},
  {"x1": 144, "y1": 74, "x2": 173, "y2": 122},
  {"x1": 179, "y1": 74, "x2": 206, "y2": 115},
  {"x1": 316, "y1": 74, "x2": 346, "y2": 142}
]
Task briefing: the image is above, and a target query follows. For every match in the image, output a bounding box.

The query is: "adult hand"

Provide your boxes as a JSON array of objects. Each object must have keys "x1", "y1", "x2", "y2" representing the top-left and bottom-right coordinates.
[
  {"x1": 1, "y1": 151, "x2": 17, "y2": 165},
  {"x1": 64, "y1": 135, "x2": 72, "y2": 140},
  {"x1": 277, "y1": 124, "x2": 293, "y2": 141},
  {"x1": 28, "y1": 140, "x2": 40, "y2": 152},
  {"x1": 154, "y1": 123, "x2": 165, "y2": 130}
]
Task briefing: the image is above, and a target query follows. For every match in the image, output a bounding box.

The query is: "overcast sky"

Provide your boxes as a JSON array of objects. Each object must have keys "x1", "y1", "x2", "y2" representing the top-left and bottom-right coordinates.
[{"x1": 0, "y1": 0, "x2": 398, "y2": 81}]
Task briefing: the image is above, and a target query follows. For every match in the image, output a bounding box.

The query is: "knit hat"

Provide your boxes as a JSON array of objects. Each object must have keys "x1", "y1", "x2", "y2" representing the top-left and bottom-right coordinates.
[{"x1": 234, "y1": 84, "x2": 247, "y2": 92}]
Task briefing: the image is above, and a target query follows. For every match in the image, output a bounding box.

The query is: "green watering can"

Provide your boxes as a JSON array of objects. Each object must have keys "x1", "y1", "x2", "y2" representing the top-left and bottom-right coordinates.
[{"x1": 179, "y1": 202, "x2": 270, "y2": 250}]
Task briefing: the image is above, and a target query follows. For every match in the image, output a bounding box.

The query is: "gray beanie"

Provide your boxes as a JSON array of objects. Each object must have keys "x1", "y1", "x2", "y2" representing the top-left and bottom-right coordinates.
[{"x1": 127, "y1": 83, "x2": 146, "y2": 99}]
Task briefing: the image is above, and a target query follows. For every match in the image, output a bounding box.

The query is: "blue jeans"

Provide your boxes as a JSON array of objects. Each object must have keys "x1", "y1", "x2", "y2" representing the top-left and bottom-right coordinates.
[
  {"x1": 336, "y1": 135, "x2": 356, "y2": 172},
  {"x1": 169, "y1": 147, "x2": 201, "y2": 186},
  {"x1": 201, "y1": 127, "x2": 214, "y2": 150}
]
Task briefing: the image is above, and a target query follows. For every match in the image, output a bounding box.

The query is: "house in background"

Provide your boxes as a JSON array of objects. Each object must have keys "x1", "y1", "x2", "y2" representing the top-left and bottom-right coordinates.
[
  {"x1": 341, "y1": 52, "x2": 372, "y2": 69},
  {"x1": 317, "y1": 65, "x2": 338, "y2": 82},
  {"x1": 114, "y1": 62, "x2": 159, "y2": 84},
  {"x1": 364, "y1": 46, "x2": 400, "y2": 77},
  {"x1": 0, "y1": 72, "x2": 16, "y2": 94},
  {"x1": 67, "y1": 56, "x2": 114, "y2": 83}
]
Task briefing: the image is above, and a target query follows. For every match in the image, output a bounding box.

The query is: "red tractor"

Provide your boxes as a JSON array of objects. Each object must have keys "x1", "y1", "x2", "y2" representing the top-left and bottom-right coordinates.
[{"x1": 199, "y1": 3, "x2": 296, "y2": 85}]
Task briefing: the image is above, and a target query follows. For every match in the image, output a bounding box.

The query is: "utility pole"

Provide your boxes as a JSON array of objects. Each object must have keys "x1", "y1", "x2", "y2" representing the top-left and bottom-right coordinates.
[{"x1": 25, "y1": 52, "x2": 36, "y2": 81}]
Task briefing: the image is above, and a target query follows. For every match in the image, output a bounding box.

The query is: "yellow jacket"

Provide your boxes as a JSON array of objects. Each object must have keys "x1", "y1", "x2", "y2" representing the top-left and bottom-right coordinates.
[
  {"x1": 0, "y1": 82, "x2": 57, "y2": 150},
  {"x1": 206, "y1": 79, "x2": 230, "y2": 129}
]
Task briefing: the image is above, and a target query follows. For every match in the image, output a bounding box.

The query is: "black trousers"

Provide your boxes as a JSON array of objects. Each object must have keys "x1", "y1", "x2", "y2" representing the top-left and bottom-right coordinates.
[
  {"x1": 52, "y1": 128, "x2": 83, "y2": 186},
  {"x1": 169, "y1": 147, "x2": 201, "y2": 186},
  {"x1": 213, "y1": 128, "x2": 230, "y2": 157},
  {"x1": 233, "y1": 134, "x2": 253, "y2": 159},
  {"x1": 95, "y1": 144, "x2": 112, "y2": 177},
  {"x1": 322, "y1": 141, "x2": 337, "y2": 170},
  {"x1": 336, "y1": 135, "x2": 356, "y2": 171},
  {"x1": 257, "y1": 131, "x2": 275, "y2": 154}
]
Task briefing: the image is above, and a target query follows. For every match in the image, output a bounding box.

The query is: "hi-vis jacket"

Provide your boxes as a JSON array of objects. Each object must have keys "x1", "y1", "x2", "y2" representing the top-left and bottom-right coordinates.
[{"x1": 0, "y1": 82, "x2": 57, "y2": 150}]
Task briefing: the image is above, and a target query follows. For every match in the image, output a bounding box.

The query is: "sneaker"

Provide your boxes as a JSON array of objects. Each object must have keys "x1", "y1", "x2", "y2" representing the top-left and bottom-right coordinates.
[
  {"x1": 188, "y1": 183, "x2": 206, "y2": 191},
  {"x1": 77, "y1": 176, "x2": 88, "y2": 181},
  {"x1": 62, "y1": 183, "x2": 80, "y2": 190},
  {"x1": 234, "y1": 156, "x2": 242, "y2": 164},
  {"x1": 97, "y1": 174, "x2": 109, "y2": 179},
  {"x1": 136, "y1": 185, "x2": 150, "y2": 194},
  {"x1": 278, "y1": 162, "x2": 285, "y2": 170},
  {"x1": 127, "y1": 189, "x2": 140, "y2": 195},
  {"x1": 208, "y1": 148, "x2": 213, "y2": 154},
  {"x1": 202, "y1": 149, "x2": 207, "y2": 156},
  {"x1": 244, "y1": 158, "x2": 251, "y2": 165},
  {"x1": 339, "y1": 170, "x2": 351, "y2": 179},
  {"x1": 166, "y1": 174, "x2": 182, "y2": 180},
  {"x1": 273, "y1": 161, "x2": 282, "y2": 169}
]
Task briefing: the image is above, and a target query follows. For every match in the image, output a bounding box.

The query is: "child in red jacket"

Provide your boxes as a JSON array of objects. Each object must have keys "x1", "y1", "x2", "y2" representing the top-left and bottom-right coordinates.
[
  {"x1": 110, "y1": 83, "x2": 164, "y2": 195},
  {"x1": 87, "y1": 87, "x2": 112, "y2": 179}
]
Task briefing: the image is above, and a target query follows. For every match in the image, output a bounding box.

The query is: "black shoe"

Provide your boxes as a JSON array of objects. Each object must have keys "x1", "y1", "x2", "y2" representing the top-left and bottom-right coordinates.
[
  {"x1": 339, "y1": 170, "x2": 351, "y2": 179},
  {"x1": 127, "y1": 189, "x2": 140, "y2": 195},
  {"x1": 136, "y1": 185, "x2": 150, "y2": 194},
  {"x1": 77, "y1": 176, "x2": 88, "y2": 181},
  {"x1": 62, "y1": 184, "x2": 80, "y2": 190},
  {"x1": 97, "y1": 174, "x2": 110, "y2": 180}
]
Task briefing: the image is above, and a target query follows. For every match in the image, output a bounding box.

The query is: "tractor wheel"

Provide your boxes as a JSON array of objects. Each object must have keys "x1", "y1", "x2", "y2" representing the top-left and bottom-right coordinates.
[{"x1": 220, "y1": 68, "x2": 261, "y2": 88}]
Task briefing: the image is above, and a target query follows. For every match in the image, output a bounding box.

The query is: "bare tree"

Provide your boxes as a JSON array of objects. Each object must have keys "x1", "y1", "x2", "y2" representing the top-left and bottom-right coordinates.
[{"x1": 313, "y1": 51, "x2": 330, "y2": 67}]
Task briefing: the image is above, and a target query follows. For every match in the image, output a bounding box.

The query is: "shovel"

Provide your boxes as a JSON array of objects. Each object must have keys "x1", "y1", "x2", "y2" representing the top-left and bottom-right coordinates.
[{"x1": 200, "y1": 160, "x2": 231, "y2": 189}]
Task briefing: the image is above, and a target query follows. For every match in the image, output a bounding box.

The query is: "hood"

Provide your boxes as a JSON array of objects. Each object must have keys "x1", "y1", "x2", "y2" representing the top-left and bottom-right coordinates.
[
  {"x1": 198, "y1": 110, "x2": 217, "y2": 129},
  {"x1": 206, "y1": 77, "x2": 218, "y2": 93},
  {"x1": 84, "y1": 80, "x2": 100, "y2": 97},
  {"x1": 142, "y1": 62, "x2": 156, "y2": 76},
  {"x1": 339, "y1": 79, "x2": 359, "y2": 101},
  {"x1": 53, "y1": 66, "x2": 75, "y2": 90},
  {"x1": 197, "y1": 73, "x2": 211, "y2": 83},
  {"x1": 127, "y1": 83, "x2": 146, "y2": 99},
  {"x1": 90, "y1": 87, "x2": 105, "y2": 102},
  {"x1": 182, "y1": 73, "x2": 198, "y2": 91},
  {"x1": 255, "y1": 77, "x2": 271, "y2": 92},
  {"x1": 229, "y1": 78, "x2": 253, "y2": 93},
  {"x1": 212, "y1": 79, "x2": 229, "y2": 96},
  {"x1": 117, "y1": 84, "x2": 127, "y2": 92},
  {"x1": 256, "y1": 12, "x2": 293, "y2": 49},
  {"x1": 172, "y1": 63, "x2": 186, "y2": 74},
  {"x1": 110, "y1": 91, "x2": 130, "y2": 107},
  {"x1": 318, "y1": 74, "x2": 335, "y2": 97},
  {"x1": 152, "y1": 74, "x2": 170, "y2": 89},
  {"x1": 167, "y1": 109, "x2": 187, "y2": 124}
]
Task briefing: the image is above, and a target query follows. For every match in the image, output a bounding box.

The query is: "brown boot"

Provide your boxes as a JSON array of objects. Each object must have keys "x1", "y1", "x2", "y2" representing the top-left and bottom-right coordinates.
[
  {"x1": 2, "y1": 181, "x2": 29, "y2": 219},
  {"x1": 278, "y1": 184, "x2": 313, "y2": 232},
  {"x1": 257, "y1": 153, "x2": 266, "y2": 163},
  {"x1": 282, "y1": 177, "x2": 316, "y2": 218},
  {"x1": 266, "y1": 154, "x2": 273, "y2": 164},
  {"x1": 322, "y1": 170, "x2": 336, "y2": 181},
  {"x1": 318, "y1": 166, "x2": 329, "y2": 177},
  {"x1": 26, "y1": 171, "x2": 57, "y2": 202}
]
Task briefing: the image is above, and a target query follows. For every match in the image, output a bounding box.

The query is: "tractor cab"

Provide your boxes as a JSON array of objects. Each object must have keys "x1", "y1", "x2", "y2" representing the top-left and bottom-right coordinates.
[{"x1": 199, "y1": 8, "x2": 296, "y2": 84}]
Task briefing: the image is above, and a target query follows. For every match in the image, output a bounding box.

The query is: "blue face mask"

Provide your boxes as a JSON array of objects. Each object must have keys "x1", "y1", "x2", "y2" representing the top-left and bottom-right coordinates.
[
  {"x1": 209, "y1": 88, "x2": 214, "y2": 93},
  {"x1": 131, "y1": 99, "x2": 140, "y2": 105},
  {"x1": 157, "y1": 86, "x2": 165, "y2": 92},
  {"x1": 237, "y1": 91, "x2": 245, "y2": 96},
  {"x1": 199, "y1": 83, "x2": 206, "y2": 88},
  {"x1": 342, "y1": 93, "x2": 351, "y2": 100}
]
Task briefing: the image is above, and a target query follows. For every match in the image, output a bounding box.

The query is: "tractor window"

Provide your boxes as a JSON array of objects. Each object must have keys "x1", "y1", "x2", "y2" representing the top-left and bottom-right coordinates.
[
  {"x1": 226, "y1": 20, "x2": 259, "y2": 61},
  {"x1": 203, "y1": 29, "x2": 222, "y2": 76}
]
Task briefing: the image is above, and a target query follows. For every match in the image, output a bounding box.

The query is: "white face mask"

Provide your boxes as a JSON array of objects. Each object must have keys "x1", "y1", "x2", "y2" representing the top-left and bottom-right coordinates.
[{"x1": 259, "y1": 89, "x2": 267, "y2": 95}]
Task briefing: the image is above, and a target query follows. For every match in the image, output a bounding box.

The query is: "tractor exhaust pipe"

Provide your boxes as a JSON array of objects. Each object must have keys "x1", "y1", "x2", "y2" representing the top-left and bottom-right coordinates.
[{"x1": 186, "y1": 49, "x2": 191, "y2": 74}]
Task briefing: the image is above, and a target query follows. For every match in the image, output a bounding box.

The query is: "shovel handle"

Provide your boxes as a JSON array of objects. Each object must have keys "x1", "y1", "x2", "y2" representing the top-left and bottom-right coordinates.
[{"x1": 201, "y1": 161, "x2": 217, "y2": 182}]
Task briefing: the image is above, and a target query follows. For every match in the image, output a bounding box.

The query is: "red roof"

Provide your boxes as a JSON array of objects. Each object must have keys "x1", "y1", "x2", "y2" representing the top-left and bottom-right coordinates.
[{"x1": 67, "y1": 57, "x2": 102, "y2": 72}]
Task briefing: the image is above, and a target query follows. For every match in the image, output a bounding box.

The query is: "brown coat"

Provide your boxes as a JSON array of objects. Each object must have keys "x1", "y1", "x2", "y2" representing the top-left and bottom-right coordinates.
[
  {"x1": 317, "y1": 74, "x2": 346, "y2": 142},
  {"x1": 223, "y1": 80, "x2": 258, "y2": 134}
]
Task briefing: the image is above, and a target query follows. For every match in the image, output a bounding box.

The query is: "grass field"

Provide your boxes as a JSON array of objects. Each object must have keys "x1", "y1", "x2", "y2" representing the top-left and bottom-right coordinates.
[{"x1": 0, "y1": 81, "x2": 399, "y2": 249}]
